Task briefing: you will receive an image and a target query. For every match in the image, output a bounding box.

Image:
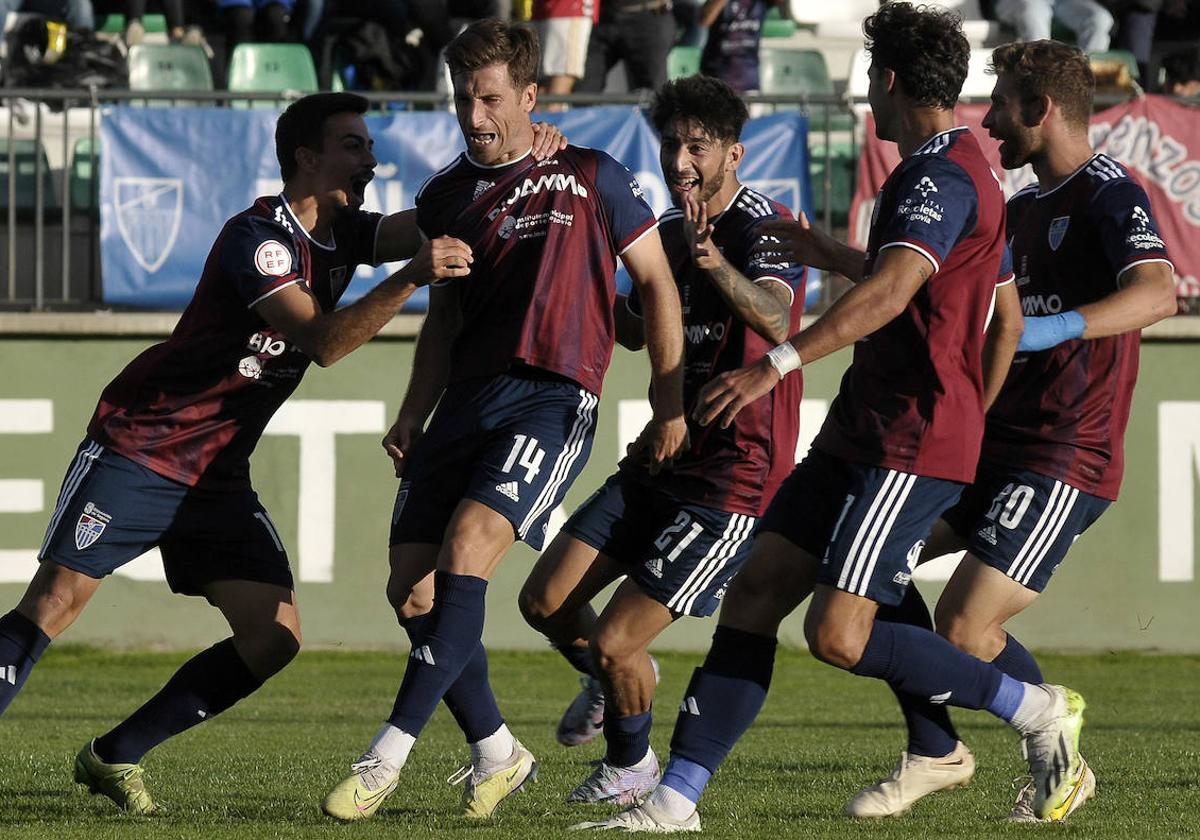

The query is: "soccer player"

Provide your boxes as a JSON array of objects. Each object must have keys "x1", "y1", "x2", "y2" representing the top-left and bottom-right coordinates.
[
  {"x1": 517, "y1": 73, "x2": 806, "y2": 806},
  {"x1": 844, "y1": 39, "x2": 1176, "y2": 822},
  {"x1": 0, "y1": 91, "x2": 481, "y2": 814},
  {"x1": 574, "y1": 4, "x2": 1090, "y2": 832},
  {"x1": 320, "y1": 19, "x2": 687, "y2": 822}
]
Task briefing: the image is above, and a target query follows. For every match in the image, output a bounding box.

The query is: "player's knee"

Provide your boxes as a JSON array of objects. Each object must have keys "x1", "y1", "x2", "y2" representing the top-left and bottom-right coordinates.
[
  {"x1": 803, "y1": 614, "x2": 865, "y2": 670},
  {"x1": 388, "y1": 578, "x2": 433, "y2": 621},
  {"x1": 516, "y1": 582, "x2": 551, "y2": 631},
  {"x1": 589, "y1": 627, "x2": 636, "y2": 677},
  {"x1": 938, "y1": 616, "x2": 1003, "y2": 660}
]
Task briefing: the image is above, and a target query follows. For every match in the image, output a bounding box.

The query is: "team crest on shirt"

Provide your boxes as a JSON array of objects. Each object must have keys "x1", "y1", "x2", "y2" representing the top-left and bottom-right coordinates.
[
  {"x1": 1048, "y1": 216, "x2": 1071, "y2": 251},
  {"x1": 916, "y1": 176, "x2": 939, "y2": 197},
  {"x1": 75, "y1": 502, "x2": 112, "y2": 551}
]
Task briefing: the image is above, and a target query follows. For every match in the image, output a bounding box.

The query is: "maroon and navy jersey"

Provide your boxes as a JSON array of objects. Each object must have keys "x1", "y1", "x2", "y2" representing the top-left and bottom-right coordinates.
[
  {"x1": 88, "y1": 195, "x2": 382, "y2": 489},
  {"x1": 700, "y1": 0, "x2": 769, "y2": 92},
  {"x1": 982, "y1": 155, "x2": 1172, "y2": 500},
  {"x1": 625, "y1": 186, "x2": 806, "y2": 516},
  {"x1": 416, "y1": 145, "x2": 657, "y2": 395},
  {"x1": 813, "y1": 127, "x2": 1013, "y2": 484}
]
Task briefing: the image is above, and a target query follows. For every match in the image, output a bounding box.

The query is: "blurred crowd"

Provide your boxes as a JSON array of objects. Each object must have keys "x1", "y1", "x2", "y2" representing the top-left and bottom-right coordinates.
[{"x1": 2, "y1": 0, "x2": 1200, "y2": 95}]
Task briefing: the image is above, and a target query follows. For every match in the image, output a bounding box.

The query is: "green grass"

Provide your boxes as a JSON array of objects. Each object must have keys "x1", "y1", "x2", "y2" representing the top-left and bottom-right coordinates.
[{"x1": 2, "y1": 648, "x2": 1198, "y2": 839}]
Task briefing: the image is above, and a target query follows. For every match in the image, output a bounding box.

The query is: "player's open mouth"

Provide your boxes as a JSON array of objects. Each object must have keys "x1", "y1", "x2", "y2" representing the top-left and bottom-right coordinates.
[
  {"x1": 351, "y1": 173, "x2": 372, "y2": 199},
  {"x1": 469, "y1": 132, "x2": 497, "y2": 148},
  {"x1": 670, "y1": 177, "x2": 700, "y2": 194}
]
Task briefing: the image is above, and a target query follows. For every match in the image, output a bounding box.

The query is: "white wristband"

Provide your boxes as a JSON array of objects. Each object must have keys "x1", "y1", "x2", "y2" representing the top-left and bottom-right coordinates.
[{"x1": 766, "y1": 342, "x2": 802, "y2": 379}]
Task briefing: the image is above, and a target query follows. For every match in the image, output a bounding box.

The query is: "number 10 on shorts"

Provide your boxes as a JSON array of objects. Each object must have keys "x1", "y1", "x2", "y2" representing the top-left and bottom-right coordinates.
[{"x1": 502, "y1": 434, "x2": 546, "y2": 483}]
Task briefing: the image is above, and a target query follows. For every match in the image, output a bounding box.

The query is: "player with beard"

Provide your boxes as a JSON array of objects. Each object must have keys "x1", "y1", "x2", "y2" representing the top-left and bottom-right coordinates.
[
  {"x1": 517, "y1": 74, "x2": 805, "y2": 807},
  {"x1": 0, "y1": 92, "x2": 504, "y2": 813},
  {"x1": 320, "y1": 19, "x2": 687, "y2": 823},
  {"x1": 844, "y1": 39, "x2": 1175, "y2": 823}
]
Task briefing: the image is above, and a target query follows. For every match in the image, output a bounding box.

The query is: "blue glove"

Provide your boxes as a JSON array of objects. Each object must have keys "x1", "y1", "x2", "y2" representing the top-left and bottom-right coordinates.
[{"x1": 1018, "y1": 310, "x2": 1086, "y2": 352}]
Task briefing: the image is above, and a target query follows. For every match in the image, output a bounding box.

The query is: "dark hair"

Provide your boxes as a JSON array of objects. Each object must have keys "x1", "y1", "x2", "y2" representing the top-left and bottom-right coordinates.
[
  {"x1": 863, "y1": 2, "x2": 969, "y2": 110},
  {"x1": 649, "y1": 74, "x2": 749, "y2": 144},
  {"x1": 1161, "y1": 47, "x2": 1200, "y2": 88},
  {"x1": 445, "y1": 18, "x2": 539, "y2": 90},
  {"x1": 989, "y1": 40, "x2": 1094, "y2": 129},
  {"x1": 275, "y1": 92, "x2": 370, "y2": 182}
]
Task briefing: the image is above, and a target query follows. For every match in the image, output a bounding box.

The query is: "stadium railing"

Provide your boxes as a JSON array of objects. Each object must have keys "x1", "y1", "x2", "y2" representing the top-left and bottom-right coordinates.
[{"x1": 0, "y1": 87, "x2": 1172, "y2": 313}]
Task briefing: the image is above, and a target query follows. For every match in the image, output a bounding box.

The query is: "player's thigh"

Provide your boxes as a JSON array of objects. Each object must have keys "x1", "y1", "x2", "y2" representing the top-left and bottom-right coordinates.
[
  {"x1": 917, "y1": 517, "x2": 969, "y2": 564},
  {"x1": 388, "y1": 543, "x2": 440, "y2": 617},
  {"x1": 205, "y1": 578, "x2": 300, "y2": 641},
  {"x1": 804, "y1": 584, "x2": 880, "y2": 668},
  {"x1": 718, "y1": 531, "x2": 819, "y2": 634},
  {"x1": 17, "y1": 562, "x2": 102, "y2": 638},
  {"x1": 39, "y1": 440, "x2": 186, "y2": 584},
  {"x1": 592, "y1": 578, "x2": 676, "y2": 664},
  {"x1": 934, "y1": 553, "x2": 1039, "y2": 645},
  {"x1": 520, "y1": 534, "x2": 623, "y2": 625},
  {"x1": 954, "y1": 468, "x2": 1110, "y2": 593},
  {"x1": 160, "y1": 487, "x2": 293, "y2": 598},
  {"x1": 436, "y1": 498, "x2": 518, "y2": 579}
]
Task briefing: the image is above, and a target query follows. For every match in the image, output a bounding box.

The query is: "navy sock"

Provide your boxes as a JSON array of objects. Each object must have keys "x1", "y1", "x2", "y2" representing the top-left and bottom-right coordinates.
[
  {"x1": 992, "y1": 633, "x2": 1043, "y2": 683},
  {"x1": 553, "y1": 642, "x2": 596, "y2": 677},
  {"x1": 401, "y1": 612, "x2": 504, "y2": 743},
  {"x1": 668, "y1": 626, "x2": 776, "y2": 778},
  {"x1": 876, "y1": 589, "x2": 959, "y2": 758},
  {"x1": 0, "y1": 610, "x2": 52, "y2": 716},
  {"x1": 388, "y1": 571, "x2": 488, "y2": 737},
  {"x1": 851, "y1": 620, "x2": 1004, "y2": 713},
  {"x1": 94, "y1": 638, "x2": 262, "y2": 764},
  {"x1": 605, "y1": 709, "x2": 652, "y2": 767}
]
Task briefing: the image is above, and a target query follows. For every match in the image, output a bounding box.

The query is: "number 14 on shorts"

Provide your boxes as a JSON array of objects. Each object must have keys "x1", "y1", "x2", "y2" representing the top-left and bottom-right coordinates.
[{"x1": 502, "y1": 434, "x2": 546, "y2": 483}]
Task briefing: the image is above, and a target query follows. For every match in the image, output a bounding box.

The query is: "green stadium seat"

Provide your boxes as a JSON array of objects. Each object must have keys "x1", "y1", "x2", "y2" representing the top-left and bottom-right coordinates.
[
  {"x1": 228, "y1": 43, "x2": 319, "y2": 106},
  {"x1": 0, "y1": 139, "x2": 59, "y2": 211},
  {"x1": 667, "y1": 46, "x2": 701, "y2": 80},
  {"x1": 762, "y1": 7, "x2": 797, "y2": 39},
  {"x1": 98, "y1": 13, "x2": 168, "y2": 34},
  {"x1": 760, "y1": 47, "x2": 832, "y2": 96},
  {"x1": 128, "y1": 44, "x2": 213, "y2": 95},
  {"x1": 808, "y1": 138, "x2": 856, "y2": 227},
  {"x1": 1090, "y1": 48, "x2": 1140, "y2": 79},
  {"x1": 70, "y1": 137, "x2": 99, "y2": 212}
]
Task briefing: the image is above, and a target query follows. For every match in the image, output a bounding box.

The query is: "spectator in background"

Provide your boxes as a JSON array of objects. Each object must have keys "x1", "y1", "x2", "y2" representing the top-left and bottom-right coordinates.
[
  {"x1": 576, "y1": 0, "x2": 676, "y2": 94},
  {"x1": 0, "y1": 0, "x2": 94, "y2": 31},
  {"x1": 992, "y1": 0, "x2": 1112, "y2": 51},
  {"x1": 532, "y1": 0, "x2": 599, "y2": 108},
  {"x1": 219, "y1": 0, "x2": 293, "y2": 52},
  {"x1": 119, "y1": 0, "x2": 181, "y2": 45},
  {"x1": 699, "y1": 0, "x2": 788, "y2": 92},
  {"x1": 1105, "y1": 0, "x2": 1159, "y2": 83},
  {"x1": 1161, "y1": 46, "x2": 1200, "y2": 95}
]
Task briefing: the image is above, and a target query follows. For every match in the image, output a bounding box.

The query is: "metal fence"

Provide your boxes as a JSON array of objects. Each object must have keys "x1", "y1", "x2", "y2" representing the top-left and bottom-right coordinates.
[{"x1": 2, "y1": 88, "x2": 860, "y2": 310}]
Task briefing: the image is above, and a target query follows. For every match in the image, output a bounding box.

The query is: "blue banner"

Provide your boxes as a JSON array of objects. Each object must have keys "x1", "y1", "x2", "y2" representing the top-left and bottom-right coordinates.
[{"x1": 100, "y1": 106, "x2": 809, "y2": 309}]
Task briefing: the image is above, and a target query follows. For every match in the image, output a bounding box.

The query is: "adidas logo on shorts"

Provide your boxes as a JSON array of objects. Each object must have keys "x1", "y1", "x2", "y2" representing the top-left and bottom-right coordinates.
[
  {"x1": 495, "y1": 481, "x2": 520, "y2": 502},
  {"x1": 978, "y1": 524, "x2": 998, "y2": 545},
  {"x1": 645, "y1": 557, "x2": 664, "y2": 579}
]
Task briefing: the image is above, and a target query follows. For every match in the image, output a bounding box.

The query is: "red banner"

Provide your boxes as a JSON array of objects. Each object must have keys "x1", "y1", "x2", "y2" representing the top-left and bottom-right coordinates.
[{"x1": 848, "y1": 95, "x2": 1200, "y2": 297}]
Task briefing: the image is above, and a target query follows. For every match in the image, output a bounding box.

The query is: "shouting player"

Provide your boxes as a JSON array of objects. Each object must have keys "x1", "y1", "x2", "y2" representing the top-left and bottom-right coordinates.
[
  {"x1": 0, "y1": 92, "x2": 484, "y2": 813},
  {"x1": 575, "y1": 4, "x2": 1090, "y2": 831},
  {"x1": 320, "y1": 19, "x2": 687, "y2": 822},
  {"x1": 845, "y1": 39, "x2": 1176, "y2": 823},
  {"x1": 518, "y1": 74, "x2": 805, "y2": 806}
]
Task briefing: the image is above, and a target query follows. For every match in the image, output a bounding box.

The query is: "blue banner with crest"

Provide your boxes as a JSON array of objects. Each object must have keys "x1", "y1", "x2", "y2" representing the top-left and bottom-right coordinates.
[{"x1": 100, "y1": 106, "x2": 809, "y2": 309}]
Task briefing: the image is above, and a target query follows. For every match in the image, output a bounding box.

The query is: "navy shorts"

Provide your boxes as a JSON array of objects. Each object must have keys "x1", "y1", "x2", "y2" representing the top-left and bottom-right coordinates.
[
  {"x1": 940, "y1": 467, "x2": 1110, "y2": 592},
  {"x1": 390, "y1": 372, "x2": 599, "y2": 551},
  {"x1": 565, "y1": 472, "x2": 757, "y2": 617},
  {"x1": 759, "y1": 449, "x2": 964, "y2": 606},
  {"x1": 39, "y1": 440, "x2": 293, "y2": 596}
]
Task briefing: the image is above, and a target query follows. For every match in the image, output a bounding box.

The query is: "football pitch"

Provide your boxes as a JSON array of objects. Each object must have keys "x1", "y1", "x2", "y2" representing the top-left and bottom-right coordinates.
[{"x1": 2, "y1": 647, "x2": 1196, "y2": 839}]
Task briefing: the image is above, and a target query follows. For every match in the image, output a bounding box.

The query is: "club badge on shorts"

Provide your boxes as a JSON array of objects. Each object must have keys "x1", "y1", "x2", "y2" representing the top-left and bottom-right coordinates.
[{"x1": 75, "y1": 502, "x2": 112, "y2": 550}]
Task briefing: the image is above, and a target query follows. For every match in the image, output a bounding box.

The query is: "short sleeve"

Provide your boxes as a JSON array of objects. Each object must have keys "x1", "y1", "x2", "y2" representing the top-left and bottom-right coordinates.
[
  {"x1": 744, "y1": 206, "x2": 806, "y2": 305},
  {"x1": 593, "y1": 151, "x2": 658, "y2": 254},
  {"x1": 877, "y1": 158, "x2": 977, "y2": 274},
  {"x1": 219, "y1": 215, "x2": 302, "y2": 309},
  {"x1": 997, "y1": 240, "x2": 1014, "y2": 285},
  {"x1": 1091, "y1": 179, "x2": 1173, "y2": 283},
  {"x1": 336, "y1": 210, "x2": 385, "y2": 268}
]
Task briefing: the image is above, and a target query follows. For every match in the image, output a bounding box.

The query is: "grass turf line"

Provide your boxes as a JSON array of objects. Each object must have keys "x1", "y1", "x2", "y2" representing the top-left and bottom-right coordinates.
[{"x1": 1, "y1": 647, "x2": 1197, "y2": 839}]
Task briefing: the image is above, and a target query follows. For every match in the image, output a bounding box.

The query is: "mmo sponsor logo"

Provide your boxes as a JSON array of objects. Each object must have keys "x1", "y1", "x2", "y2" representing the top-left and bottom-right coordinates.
[
  {"x1": 684, "y1": 321, "x2": 727, "y2": 344},
  {"x1": 488, "y1": 173, "x2": 590, "y2": 220},
  {"x1": 1022, "y1": 293, "x2": 1063, "y2": 315}
]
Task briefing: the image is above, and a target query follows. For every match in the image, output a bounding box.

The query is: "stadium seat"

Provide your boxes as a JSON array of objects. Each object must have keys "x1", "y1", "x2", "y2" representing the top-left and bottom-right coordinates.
[
  {"x1": 0, "y1": 138, "x2": 59, "y2": 211},
  {"x1": 1090, "y1": 49, "x2": 1140, "y2": 79},
  {"x1": 760, "y1": 48, "x2": 833, "y2": 96},
  {"x1": 70, "y1": 137, "x2": 99, "y2": 212},
  {"x1": 808, "y1": 138, "x2": 856, "y2": 227},
  {"x1": 762, "y1": 7, "x2": 797, "y2": 39},
  {"x1": 98, "y1": 13, "x2": 168, "y2": 34},
  {"x1": 667, "y1": 46, "x2": 701, "y2": 80},
  {"x1": 128, "y1": 44, "x2": 214, "y2": 95},
  {"x1": 228, "y1": 43, "x2": 319, "y2": 105}
]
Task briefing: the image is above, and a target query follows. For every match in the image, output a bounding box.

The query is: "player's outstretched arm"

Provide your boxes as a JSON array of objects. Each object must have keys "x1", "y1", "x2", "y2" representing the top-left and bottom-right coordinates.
[
  {"x1": 754, "y1": 212, "x2": 866, "y2": 282},
  {"x1": 1018, "y1": 263, "x2": 1176, "y2": 352},
  {"x1": 384, "y1": 282, "x2": 463, "y2": 477},
  {"x1": 622, "y1": 229, "x2": 689, "y2": 473},
  {"x1": 684, "y1": 193, "x2": 791, "y2": 343},
  {"x1": 256, "y1": 235, "x2": 471, "y2": 367},
  {"x1": 981, "y1": 280, "x2": 1023, "y2": 410},
  {"x1": 695, "y1": 246, "x2": 932, "y2": 428}
]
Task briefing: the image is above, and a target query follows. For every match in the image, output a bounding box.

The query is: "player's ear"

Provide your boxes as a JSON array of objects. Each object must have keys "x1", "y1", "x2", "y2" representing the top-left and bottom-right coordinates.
[
  {"x1": 1023, "y1": 94, "x2": 1052, "y2": 128},
  {"x1": 725, "y1": 142, "x2": 745, "y2": 172},
  {"x1": 295, "y1": 144, "x2": 320, "y2": 174},
  {"x1": 522, "y1": 82, "x2": 537, "y2": 114}
]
